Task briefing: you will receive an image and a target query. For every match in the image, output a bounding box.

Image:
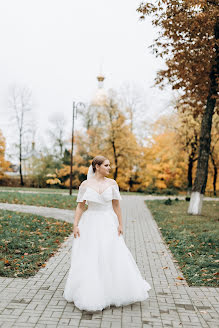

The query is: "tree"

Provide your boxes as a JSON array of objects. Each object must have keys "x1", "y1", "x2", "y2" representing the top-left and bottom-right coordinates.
[
  {"x1": 139, "y1": 115, "x2": 188, "y2": 192},
  {"x1": 47, "y1": 113, "x2": 67, "y2": 159},
  {"x1": 30, "y1": 151, "x2": 62, "y2": 188},
  {"x1": 138, "y1": 1, "x2": 219, "y2": 214},
  {"x1": 90, "y1": 90, "x2": 141, "y2": 185},
  {"x1": 174, "y1": 107, "x2": 201, "y2": 192},
  {"x1": 0, "y1": 130, "x2": 11, "y2": 179},
  {"x1": 208, "y1": 114, "x2": 219, "y2": 195},
  {"x1": 57, "y1": 90, "x2": 141, "y2": 190},
  {"x1": 8, "y1": 85, "x2": 32, "y2": 186},
  {"x1": 119, "y1": 82, "x2": 148, "y2": 134}
]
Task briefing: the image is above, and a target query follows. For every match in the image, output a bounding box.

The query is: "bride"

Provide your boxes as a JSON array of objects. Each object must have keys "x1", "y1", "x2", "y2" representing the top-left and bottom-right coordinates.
[{"x1": 63, "y1": 155, "x2": 151, "y2": 311}]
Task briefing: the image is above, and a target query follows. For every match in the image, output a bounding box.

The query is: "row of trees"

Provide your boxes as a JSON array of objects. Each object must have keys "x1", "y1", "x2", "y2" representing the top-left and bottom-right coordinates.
[
  {"x1": 0, "y1": 85, "x2": 218, "y2": 217},
  {"x1": 1, "y1": 84, "x2": 69, "y2": 186},
  {"x1": 2, "y1": 82, "x2": 150, "y2": 187},
  {"x1": 59, "y1": 93, "x2": 218, "y2": 195},
  {"x1": 2, "y1": 86, "x2": 218, "y2": 194}
]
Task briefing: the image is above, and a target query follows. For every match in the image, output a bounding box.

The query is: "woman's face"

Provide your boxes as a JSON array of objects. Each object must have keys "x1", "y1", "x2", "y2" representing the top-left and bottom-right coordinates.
[{"x1": 97, "y1": 159, "x2": 111, "y2": 176}]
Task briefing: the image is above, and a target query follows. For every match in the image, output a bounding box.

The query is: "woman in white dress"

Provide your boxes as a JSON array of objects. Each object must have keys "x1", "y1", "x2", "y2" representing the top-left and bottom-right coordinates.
[{"x1": 63, "y1": 155, "x2": 151, "y2": 311}]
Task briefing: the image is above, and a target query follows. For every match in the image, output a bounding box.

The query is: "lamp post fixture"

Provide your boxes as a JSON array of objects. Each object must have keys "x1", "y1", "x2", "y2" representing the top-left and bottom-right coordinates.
[{"x1": 69, "y1": 101, "x2": 85, "y2": 195}]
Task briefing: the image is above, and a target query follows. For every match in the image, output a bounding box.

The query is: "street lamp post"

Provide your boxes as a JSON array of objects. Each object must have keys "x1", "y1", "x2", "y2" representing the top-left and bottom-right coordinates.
[{"x1": 69, "y1": 101, "x2": 85, "y2": 195}]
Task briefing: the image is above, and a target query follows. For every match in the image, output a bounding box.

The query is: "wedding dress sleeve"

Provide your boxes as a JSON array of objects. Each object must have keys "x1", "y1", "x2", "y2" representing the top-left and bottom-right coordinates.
[
  {"x1": 76, "y1": 185, "x2": 87, "y2": 203},
  {"x1": 112, "y1": 183, "x2": 122, "y2": 200}
]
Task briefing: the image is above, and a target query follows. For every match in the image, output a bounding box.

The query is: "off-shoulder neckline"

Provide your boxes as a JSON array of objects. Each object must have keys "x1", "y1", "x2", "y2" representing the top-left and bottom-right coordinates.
[{"x1": 81, "y1": 184, "x2": 117, "y2": 196}]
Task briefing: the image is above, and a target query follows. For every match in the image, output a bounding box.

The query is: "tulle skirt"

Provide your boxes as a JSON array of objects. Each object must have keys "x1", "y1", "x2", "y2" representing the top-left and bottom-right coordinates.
[{"x1": 63, "y1": 207, "x2": 151, "y2": 311}]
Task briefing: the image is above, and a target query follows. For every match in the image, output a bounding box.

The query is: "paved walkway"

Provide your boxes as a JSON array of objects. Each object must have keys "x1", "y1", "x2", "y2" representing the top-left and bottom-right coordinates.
[
  {"x1": 0, "y1": 197, "x2": 218, "y2": 328},
  {"x1": 0, "y1": 203, "x2": 73, "y2": 223}
]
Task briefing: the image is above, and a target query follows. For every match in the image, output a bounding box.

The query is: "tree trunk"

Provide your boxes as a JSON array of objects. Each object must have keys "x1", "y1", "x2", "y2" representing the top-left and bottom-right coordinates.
[
  {"x1": 19, "y1": 133, "x2": 24, "y2": 186},
  {"x1": 210, "y1": 152, "x2": 218, "y2": 196},
  {"x1": 187, "y1": 137, "x2": 198, "y2": 194},
  {"x1": 112, "y1": 139, "x2": 118, "y2": 180},
  {"x1": 188, "y1": 20, "x2": 218, "y2": 215},
  {"x1": 187, "y1": 155, "x2": 193, "y2": 191},
  {"x1": 19, "y1": 161, "x2": 24, "y2": 186}
]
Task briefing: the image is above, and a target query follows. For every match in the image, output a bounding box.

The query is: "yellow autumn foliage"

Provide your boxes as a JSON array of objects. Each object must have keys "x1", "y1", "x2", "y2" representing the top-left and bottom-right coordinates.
[{"x1": 0, "y1": 130, "x2": 11, "y2": 179}]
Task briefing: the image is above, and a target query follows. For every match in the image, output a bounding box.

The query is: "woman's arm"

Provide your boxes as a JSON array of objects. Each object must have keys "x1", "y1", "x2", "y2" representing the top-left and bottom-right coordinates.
[
  {"x1": 112, "y1": 199, "x2": 123, "y2": 235},
  {"x1": 73, "y1": 201, "x2": 86, "y2": 238}
]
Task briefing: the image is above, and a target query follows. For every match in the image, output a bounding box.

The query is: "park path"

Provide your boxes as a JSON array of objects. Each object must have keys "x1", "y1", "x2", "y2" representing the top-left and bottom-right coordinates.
[
  {"x1": 0, "y1": 203, "x2": 73, "y2": 223},
  {"x1": 0, "y1": 197, "x2": 218, "y2": 328}
]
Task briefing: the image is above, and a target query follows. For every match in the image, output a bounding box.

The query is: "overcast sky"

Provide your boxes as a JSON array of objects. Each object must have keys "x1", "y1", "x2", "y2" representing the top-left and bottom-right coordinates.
[{"x1": 0, "y1": 0, "x2": 174, "y2": 159}]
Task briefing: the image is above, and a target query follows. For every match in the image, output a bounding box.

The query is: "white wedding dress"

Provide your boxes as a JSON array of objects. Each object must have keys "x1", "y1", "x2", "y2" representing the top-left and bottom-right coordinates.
[{"x1": 63, "y1": 182, "x2": 151, "y2": 311}]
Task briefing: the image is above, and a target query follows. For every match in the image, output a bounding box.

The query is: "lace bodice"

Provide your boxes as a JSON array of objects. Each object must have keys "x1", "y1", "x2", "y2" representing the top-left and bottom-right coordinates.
[{"x1": 76, "y1": 183, "x2": 122, "y2": 207}]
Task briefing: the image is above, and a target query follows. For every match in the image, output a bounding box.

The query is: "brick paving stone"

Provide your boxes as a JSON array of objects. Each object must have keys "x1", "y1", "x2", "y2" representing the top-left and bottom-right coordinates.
[{"x1": 0, "y1": 196, "x2": 218, "y2": 327}]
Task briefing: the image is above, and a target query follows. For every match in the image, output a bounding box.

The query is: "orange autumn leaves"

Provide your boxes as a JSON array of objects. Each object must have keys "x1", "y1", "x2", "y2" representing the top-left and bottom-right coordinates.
[
  {"x1": 0, "y1": 130, "x2": 10, "y2": 178},
  {"x1": 64, "y1": 109, "x2": 217, "y2": 192},
  {"x1": 137, "y1": 0, "x2": 219, "y2": 115},
  {"x1": 55, "y1": 114, "x2": 185, "y2": 192},
  {"x1": 140, "y1": 131, "x2": 188, "y2": 191}
]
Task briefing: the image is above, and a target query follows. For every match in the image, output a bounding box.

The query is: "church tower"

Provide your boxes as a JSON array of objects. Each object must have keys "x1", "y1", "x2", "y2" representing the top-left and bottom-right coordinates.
[
  {"x1": 97, "y1": 74, "x2": 105, "y2": 89},
  {"x1": 92, "y1": 71, "x2": 107, "y2": 106}
]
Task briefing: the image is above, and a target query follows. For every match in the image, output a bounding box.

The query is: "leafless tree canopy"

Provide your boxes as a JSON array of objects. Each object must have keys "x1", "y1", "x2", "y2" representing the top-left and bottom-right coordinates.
[
  {"x1": 47, "y1": 113, "x2": 67, "y2": 159},
  {"x1": 8, "y1": 84, "x2": 32, "y2": 185}
]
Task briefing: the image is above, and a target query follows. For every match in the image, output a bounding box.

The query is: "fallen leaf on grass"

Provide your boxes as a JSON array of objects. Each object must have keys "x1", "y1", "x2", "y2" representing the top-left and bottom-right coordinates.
[{"x1": 176, "y1": 276, "x2": 184, "y2": 280}]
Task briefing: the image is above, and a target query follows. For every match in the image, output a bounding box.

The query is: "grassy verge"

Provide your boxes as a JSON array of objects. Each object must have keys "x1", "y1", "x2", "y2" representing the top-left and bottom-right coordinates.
[
  {"x1": 0, "y1": 192, "x2": 77, "y2": 209},
  {"x1": 146, "y1": 199, "x2": 219, "y2": 287},
  {"x1": 0, "y1": 186, "x2": 184, "y2": 196},
  {"x1": 0, "y1": 186, "x2": 146, "y2": 196},
  {"x1": 0, "y1": 210, "x2": 73, "y2": 278}
]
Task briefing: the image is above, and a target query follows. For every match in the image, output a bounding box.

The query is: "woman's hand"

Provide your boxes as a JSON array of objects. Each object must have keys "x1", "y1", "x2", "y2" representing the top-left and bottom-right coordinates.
[
  {"x1": 73, "y1": 225, "x2": 80, "y2": 238},
  {"x1": 118, "y1": 224, "x2": 123, "y2": 236}
]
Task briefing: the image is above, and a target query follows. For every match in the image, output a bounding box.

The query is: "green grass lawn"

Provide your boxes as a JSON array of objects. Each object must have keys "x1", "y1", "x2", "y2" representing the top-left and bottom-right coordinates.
[
  {"x1": 0, "y1": 192, "x2": 77, "y2": 209},
  {"x1": 146, "y1": 199, "x2": 219, "y2": 287},
  {"x1": 0, "y1": 186, "x2": 146, "y2": 197},
  {"x1": 0, "y1": 210, "x2": 73, "y2": 278},
  {"x1": 0, "y1": 186, "x2": 188, "y2": 196}
]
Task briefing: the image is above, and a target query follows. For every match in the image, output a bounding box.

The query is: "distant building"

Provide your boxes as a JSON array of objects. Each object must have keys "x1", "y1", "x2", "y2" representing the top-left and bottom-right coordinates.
[{"x1": 91, "y1": 73, "x2": 108, "y2": 107}]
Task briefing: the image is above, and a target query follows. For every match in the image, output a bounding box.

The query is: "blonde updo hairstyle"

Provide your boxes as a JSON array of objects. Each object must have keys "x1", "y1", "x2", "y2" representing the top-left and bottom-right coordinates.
[{"x1": 91, "y1": 155, "x2": 108, "y2": 173}]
